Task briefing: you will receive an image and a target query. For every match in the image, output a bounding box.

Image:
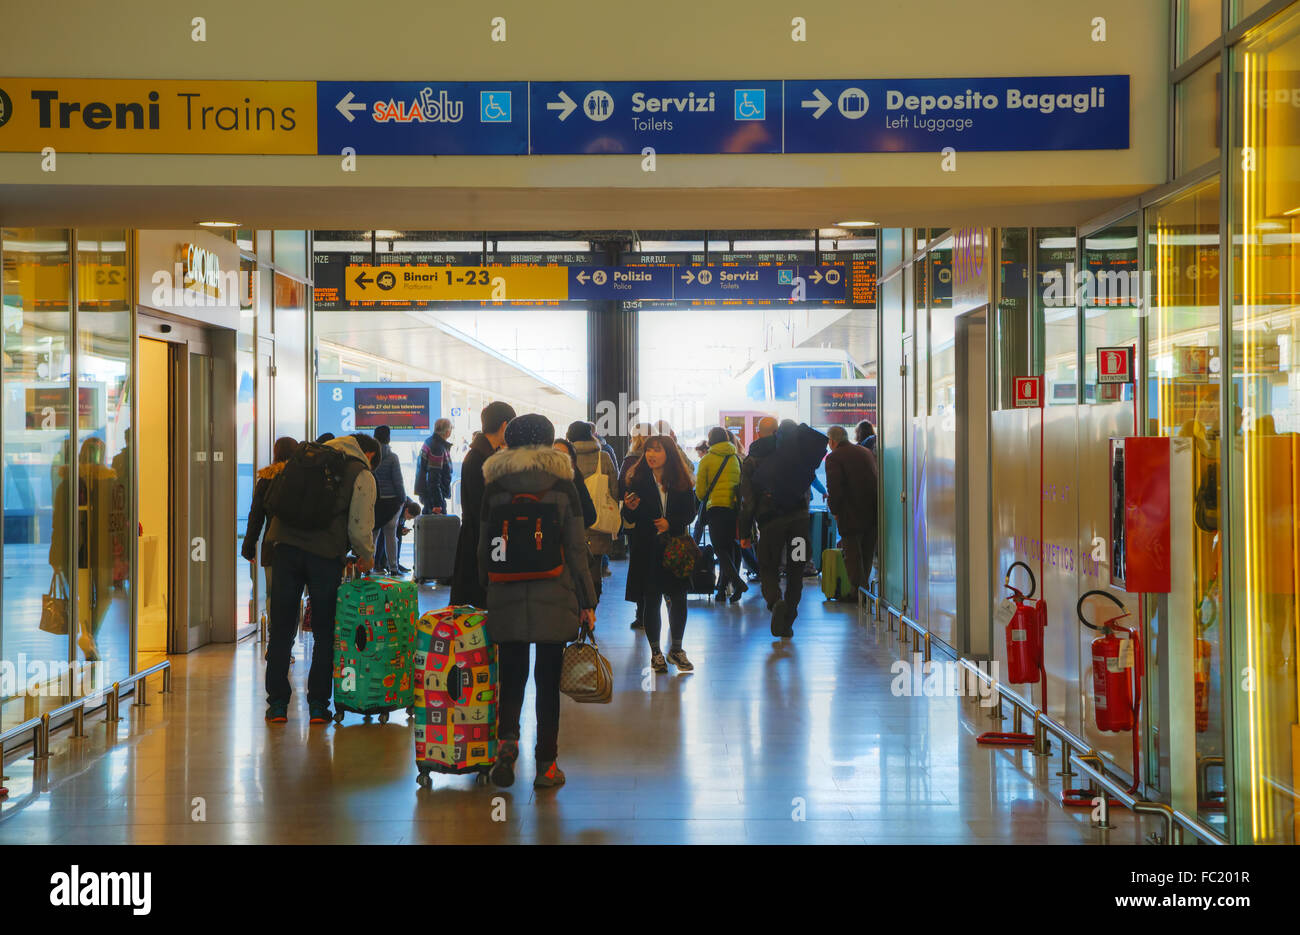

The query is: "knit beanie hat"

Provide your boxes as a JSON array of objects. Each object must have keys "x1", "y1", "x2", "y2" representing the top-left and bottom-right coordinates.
[{"x1": 504, "y1": 413, "x2": 555, "y2": 449}]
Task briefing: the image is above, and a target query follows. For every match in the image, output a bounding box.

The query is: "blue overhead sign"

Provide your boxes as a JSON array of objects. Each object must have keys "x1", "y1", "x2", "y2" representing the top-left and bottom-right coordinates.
[
  {"x1": 673, "y1": 266, "x2": 847, "y2": 302},
  {"x1": 784, "y1": 76, "x2": 1129, "y2": 153},
  {"x1": 316, "y1": 81, "x2": 528, "y2": 155},
  {"x1": 312, "y1": 76, "x2": 1130, "y2": 155},
  {"x1": 529, "y1": 80, "x2": 783, "y2": 154},
  {"x1": 567, "y1": 266, "x2": 675, "y2": 300}
]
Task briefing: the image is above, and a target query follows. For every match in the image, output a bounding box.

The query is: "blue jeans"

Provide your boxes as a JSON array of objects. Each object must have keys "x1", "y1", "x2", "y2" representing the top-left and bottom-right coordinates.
[{"x1": 266, "y1": 544, "x2": 342, "y2": 708}]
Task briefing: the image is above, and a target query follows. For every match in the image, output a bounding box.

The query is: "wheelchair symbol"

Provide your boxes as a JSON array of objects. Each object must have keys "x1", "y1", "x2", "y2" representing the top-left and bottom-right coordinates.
[
  {"x1": 734, "y1": 89, "x2": 765, "y2": 121},
  {"x1": 480, "y1": 91, "x2": 512, "y2": 123}
]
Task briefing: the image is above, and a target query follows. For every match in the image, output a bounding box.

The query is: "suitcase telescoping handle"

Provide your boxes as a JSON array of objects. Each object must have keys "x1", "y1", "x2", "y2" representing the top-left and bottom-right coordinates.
[{"x1": 341, "y1": 560, "x2": 372, "y2": 582}]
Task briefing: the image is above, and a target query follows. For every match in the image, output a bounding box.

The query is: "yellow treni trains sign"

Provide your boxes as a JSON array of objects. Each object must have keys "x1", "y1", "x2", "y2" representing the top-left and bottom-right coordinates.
[{"x1": 0, "y1": 79, "x2": 316, "y2": 154}]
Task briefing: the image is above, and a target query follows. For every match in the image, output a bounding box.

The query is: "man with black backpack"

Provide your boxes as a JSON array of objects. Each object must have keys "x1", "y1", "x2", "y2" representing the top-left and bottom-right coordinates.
[
  {"x1": 738, "y1": 419, "x2": 828, "y2": 639},
  {"x1": 263, "y1": 433, "x2": 381, "y2": 724}
]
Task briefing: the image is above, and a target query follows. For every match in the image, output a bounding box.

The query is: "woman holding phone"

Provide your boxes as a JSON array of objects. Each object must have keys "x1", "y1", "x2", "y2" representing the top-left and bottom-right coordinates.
[{"x1": 622, "y1": 435, "x2": 699, "y2": 673}]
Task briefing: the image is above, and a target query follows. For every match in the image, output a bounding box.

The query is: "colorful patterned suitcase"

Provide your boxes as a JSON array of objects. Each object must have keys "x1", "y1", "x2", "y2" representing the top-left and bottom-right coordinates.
[
  {"x1": 331, "y1": 574, "x2": 418, "y2": 723},
  {"x1": 413, "y1": 605, "x2": 498, "y2": 785}
]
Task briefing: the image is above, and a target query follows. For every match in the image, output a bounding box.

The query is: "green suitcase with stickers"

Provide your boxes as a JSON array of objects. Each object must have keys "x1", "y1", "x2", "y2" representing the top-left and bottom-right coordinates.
[{"x1": 331, "y1": 573, "x2": 418, "y2": 723}]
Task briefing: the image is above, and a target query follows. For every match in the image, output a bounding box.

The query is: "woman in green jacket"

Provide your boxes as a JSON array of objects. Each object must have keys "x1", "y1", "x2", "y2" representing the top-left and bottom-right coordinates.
[{"x1": 695, "y1": 427, "x2": 748, "y2": 602}]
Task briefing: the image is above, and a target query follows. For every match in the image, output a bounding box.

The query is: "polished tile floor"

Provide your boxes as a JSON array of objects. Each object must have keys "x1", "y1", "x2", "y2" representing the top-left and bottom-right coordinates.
[{"x1": 0, "y1": 561, "x2": 1161, "y2": 844}]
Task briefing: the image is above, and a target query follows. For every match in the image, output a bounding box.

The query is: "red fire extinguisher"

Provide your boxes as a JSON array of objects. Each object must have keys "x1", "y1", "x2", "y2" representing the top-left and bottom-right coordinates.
[
  {"x1": 977, "y1": 562, "x2": 1048, "y2": 747},
  {"x1": 1003, "y1": 561, "x2": 1047, "y2": 684},
  {"x1": 1081, "y1": 589, "x2": 1144, "y2": 796},
  {"x1": 1079, "y1": 589, "x2": 1139, "y2": 732}
]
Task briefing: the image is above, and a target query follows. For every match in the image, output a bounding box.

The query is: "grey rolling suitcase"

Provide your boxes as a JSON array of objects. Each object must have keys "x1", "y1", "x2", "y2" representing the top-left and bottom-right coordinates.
[{"x1": 414, "y1": 513, "x2": 460, "y2": 585}]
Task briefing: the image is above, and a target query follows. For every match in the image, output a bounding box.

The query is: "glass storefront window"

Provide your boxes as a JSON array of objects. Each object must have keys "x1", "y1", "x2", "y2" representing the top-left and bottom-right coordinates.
[
  {"x1": 1035, "y1": 227, "x2": 1079, "y2": 404},
  {"x1": 73, "y1": 229, "x2": 132, "y2": 680},
  {"x1": 1177, "y1": 57, "x2": 1224, "y2": 174},
  {"x1": 273, "y1": 230, "x2": 308, "y2": 280},
  {"x1": 2, "y1": 229, "x2": 76, "y2": 728},
  {"x1": 273, "y1": 273, "x2": 308, "y2": 443},
  {"x1": 1146, "y1": 180, "x2": 1225, "y2": 831},
  {"x1": 1081, "y1": 215, "x2": 1141, "y2": 404},
  {"x1": 996, "y1": 228, "x2": 1031, "y2": 409},
  {"x1": 1230, "y1": 2, "x2": 1300, "y2": 844},
  {"x1": 1179, "y1": 0, "x2": 1223, "y2": 62},
  {"x1": 1234, "y1": 0, "x2": 1276, "y2": 26}
]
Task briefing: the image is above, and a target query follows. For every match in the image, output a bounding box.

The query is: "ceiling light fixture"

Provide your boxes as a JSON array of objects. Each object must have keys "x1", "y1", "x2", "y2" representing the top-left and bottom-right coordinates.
[
  {"x1": 835, "y1": 220, "x2": 876, "y2": 228},
  {"x1": 197, "y1": 220, "x2": 239, "y2": 228}
]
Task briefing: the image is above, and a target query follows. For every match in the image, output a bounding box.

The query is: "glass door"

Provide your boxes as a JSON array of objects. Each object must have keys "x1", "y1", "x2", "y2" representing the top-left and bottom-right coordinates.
[
  {"x1": 136, "y1": 337, "x2": 171, "y2": 668},
  {"x1": 186, "y1": 351, "x2": 212, "y2": 648}
]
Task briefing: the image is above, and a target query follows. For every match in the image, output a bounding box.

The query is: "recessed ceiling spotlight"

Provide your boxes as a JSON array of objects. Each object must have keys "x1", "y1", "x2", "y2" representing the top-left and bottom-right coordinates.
[
  {"x1": 835, "y1": 220, "x2": 876, "y2": 228},
  {"x1": 197, "y1": 220, "x2": 239, "y2": 228}
]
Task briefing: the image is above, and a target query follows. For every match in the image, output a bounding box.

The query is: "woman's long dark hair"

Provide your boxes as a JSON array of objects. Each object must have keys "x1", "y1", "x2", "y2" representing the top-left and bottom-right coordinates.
[{"x1": 630, "y1": 435, "x2": 693, "y2": 492}]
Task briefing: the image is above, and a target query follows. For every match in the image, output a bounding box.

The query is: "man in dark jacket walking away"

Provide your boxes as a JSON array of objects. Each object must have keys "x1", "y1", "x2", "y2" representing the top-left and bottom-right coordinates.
[
  {"x1": 450, "y1": 401, "x2": 516, "y2": 607},
  {"x1": 825, "y1": 425, "x2": 879, "y2": 598},
  {"x1": 414, "y1": 417, "x2": 454, "y2": 514},
  {"x1": 371, "y1": 425, "x2": 407, "y2": 574},
  {"x1": 264, "y1": 433, "x2": 380, "y2": 725},
  {"x1": 739, "y1": 418, "x2": 827, "y2": 639}
]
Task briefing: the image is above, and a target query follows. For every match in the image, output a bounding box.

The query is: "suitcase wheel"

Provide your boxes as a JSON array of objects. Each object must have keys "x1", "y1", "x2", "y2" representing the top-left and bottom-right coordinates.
[
  {"x1": 406, "y1": 706, "x2": 414, "y2": 715},
  {"x1": 378, "y1": 710, "x2": 390, "y2": 724},
  {"x1": 416, "y1": 769, "x2": 431, "y2": 789},
  {"x1": 363, "y1": 714, "x2": 373, "y2": 723},
  {"x1": 333, "y1": 710, "x2": 345, "y2": 724}
]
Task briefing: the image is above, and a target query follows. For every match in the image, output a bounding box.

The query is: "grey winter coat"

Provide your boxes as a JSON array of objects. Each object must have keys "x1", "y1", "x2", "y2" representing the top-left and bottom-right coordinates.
[{"x1": 478, "y1": 445, "x2": 597, "y2": 644}]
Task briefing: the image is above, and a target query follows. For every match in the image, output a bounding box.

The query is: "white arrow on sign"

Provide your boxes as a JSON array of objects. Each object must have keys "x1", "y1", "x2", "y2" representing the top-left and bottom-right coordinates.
[
  {"x1": 801, "y1": 89, "x2": 832, "y2": 120},
  {"x1": 681, "y1": 270, "x2": 695, "y2": 284},
  {"x1": 576, "y1": 270, "x2": 589, "y2": 284},
  {"x1": 336, "y1": 91, "x2": 368, "y2": 123},
  {"x1": 547, "y1": 91, "x2": 578, "y2": 121}
]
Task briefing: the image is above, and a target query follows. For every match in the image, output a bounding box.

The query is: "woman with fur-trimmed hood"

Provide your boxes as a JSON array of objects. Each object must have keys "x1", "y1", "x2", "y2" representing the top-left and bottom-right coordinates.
[{"x1": 478, "y1": 414, "x2": 596, "y2": 791}]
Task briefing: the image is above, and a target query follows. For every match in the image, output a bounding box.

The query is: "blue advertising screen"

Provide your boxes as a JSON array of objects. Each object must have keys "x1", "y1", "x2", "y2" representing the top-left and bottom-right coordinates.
[{"x1": 316, "y1": 382, "x2": 442, "y2": 442}]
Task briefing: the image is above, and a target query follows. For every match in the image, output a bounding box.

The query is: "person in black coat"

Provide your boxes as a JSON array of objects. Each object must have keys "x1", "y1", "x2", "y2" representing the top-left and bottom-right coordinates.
[
  {"x1": 825, "y1": 425, "x2": 879, "y2": 598},
  {"x1": 622, "y1": 435, "x2": 699, "y2": 674},
  {"x1": 241, "y1": 435, "x2": 298, "y2": 596},
  {"x1": 450, "y1": 401, "x2": 516, "y2": 607}
]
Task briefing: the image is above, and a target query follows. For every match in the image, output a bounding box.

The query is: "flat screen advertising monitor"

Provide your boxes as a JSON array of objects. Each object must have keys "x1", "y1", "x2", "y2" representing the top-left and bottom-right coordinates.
[
  {"x1": 800, "y1": 380, "x2": 877, "y2": 428},
  {"x1": 316, "y1": 382, "x2": 442, "y2": 441}
]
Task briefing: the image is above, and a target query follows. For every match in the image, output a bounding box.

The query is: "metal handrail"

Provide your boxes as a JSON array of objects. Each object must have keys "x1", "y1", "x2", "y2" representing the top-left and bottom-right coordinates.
[
  {"x1": 0, "y1": 660, "x2": 171, "y2": 769},
  {"x1": 872, "y1": 597, "x2": 1226, "y2": 846}
]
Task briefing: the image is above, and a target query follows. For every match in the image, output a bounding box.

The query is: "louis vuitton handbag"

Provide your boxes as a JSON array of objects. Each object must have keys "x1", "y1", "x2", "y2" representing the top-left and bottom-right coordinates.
[
  {"x1": 40, "y1": 572, "x2": 70, "y2": 635},
  {"x1": 560, "y1": 627, "x2": 614, "y2": 704}
]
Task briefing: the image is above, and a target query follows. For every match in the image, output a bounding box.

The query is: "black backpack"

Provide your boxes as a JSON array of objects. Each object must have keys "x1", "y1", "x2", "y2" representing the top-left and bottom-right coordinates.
[
  {"x1": 264, "y1": 441, "x2": 352, "y2": 530},
  {"x1": 485, "y1": 490, "x2": 565, "y2": 583},
  {"x1": 755, "y1": 424, "x2": 828, "y2": 513}
]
